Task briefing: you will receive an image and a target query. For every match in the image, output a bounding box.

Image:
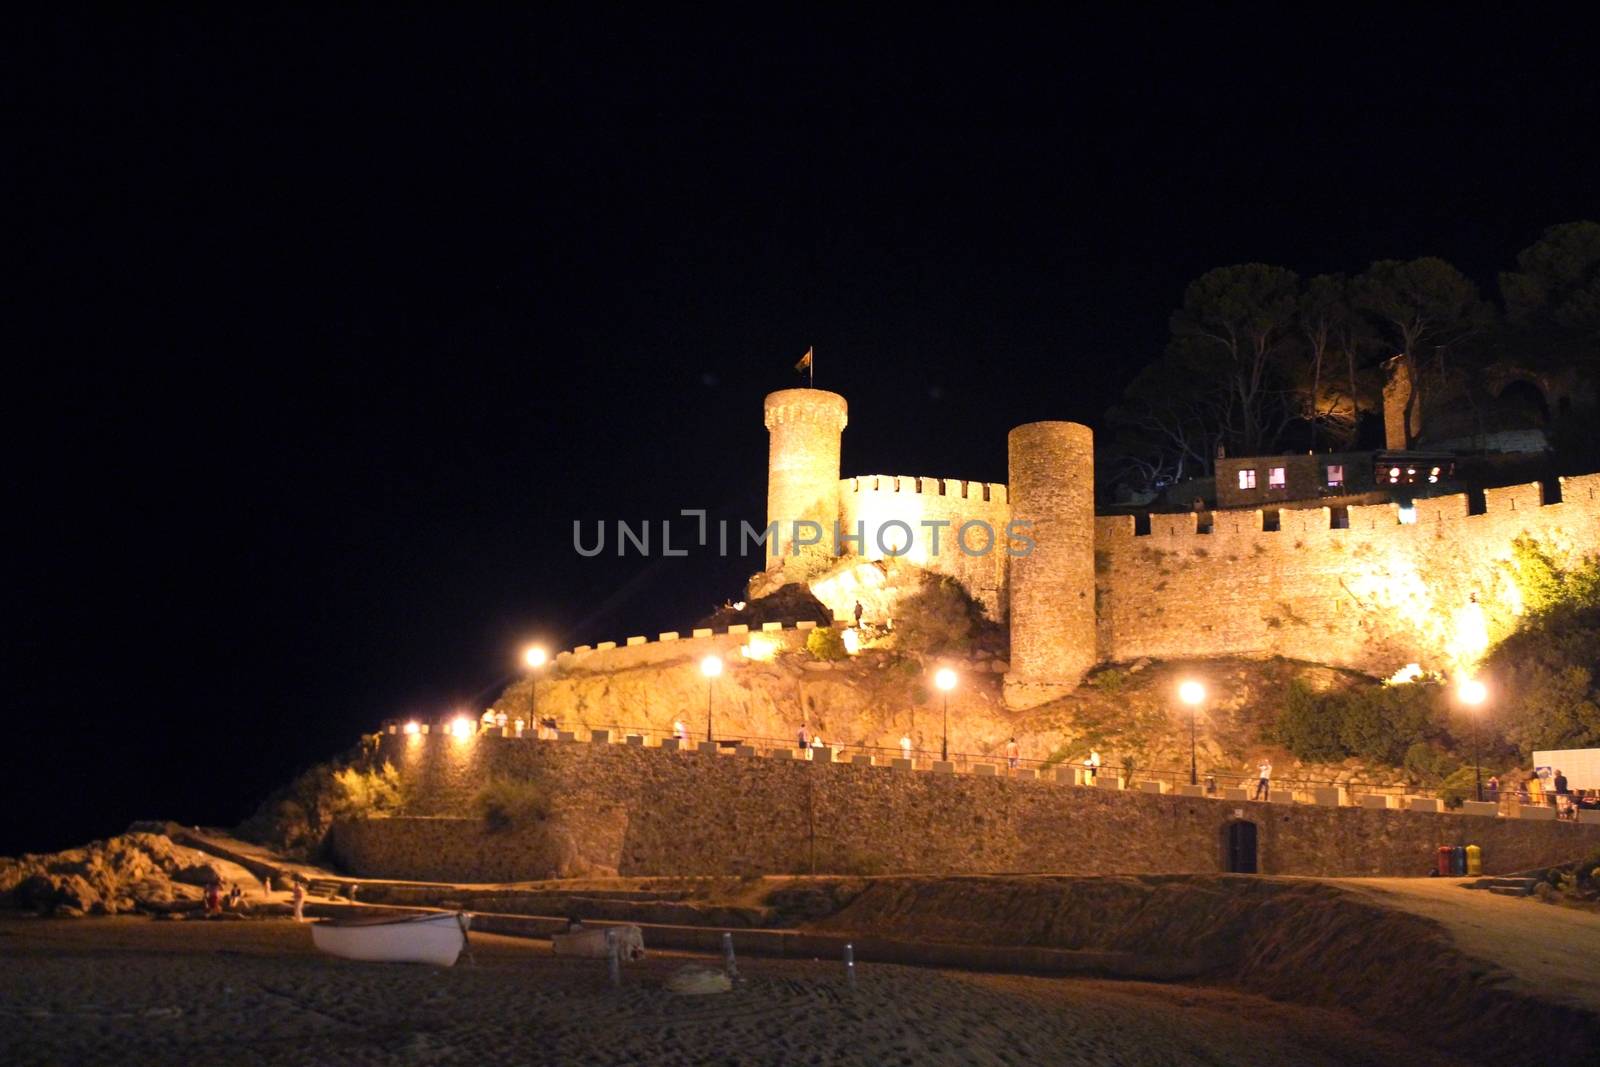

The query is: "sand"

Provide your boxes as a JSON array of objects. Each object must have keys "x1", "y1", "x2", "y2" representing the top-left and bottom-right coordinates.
[{"x1": 0, "y1": 917, "x2": 1463, "y2": 1067}]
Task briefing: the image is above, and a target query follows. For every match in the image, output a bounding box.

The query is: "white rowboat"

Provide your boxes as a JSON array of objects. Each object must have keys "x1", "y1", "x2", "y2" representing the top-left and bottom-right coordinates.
[{"x1": 311, "y1": 911, "x2": 471, "y2": 966}]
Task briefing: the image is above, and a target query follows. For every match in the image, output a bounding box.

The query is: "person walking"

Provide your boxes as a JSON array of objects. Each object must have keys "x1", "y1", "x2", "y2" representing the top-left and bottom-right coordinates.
[
  {"x1": 291, "y1": 879, "x2": 306, "y2": 923},
  {"x1": 853, "y1": 600, "x2": 864, "y2": 627},
  {"x1": 900, "y1": 734, "x2": 912, "y2": 761},
  {"x1": 1085, "y1": 749, "x2": 1101, "y2": 785},
  {"x1": 1005, "y1": 737, "x2": 1020, "y2": 772},
  {"x1": 673, "y1": 719, "x2": 688, "y2": 744},
  {"x1": 798, "y1": 722, "x2": 810, "y2": 749},
  {"x1": 1254, "y1": 759, "x2": 1272, "y2": 801}
]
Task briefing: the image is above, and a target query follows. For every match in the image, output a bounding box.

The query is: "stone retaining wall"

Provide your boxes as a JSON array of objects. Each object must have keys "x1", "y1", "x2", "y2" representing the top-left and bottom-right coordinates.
[{"x1": 334, "y1": 733, "x2": 1600, "y2": 882}]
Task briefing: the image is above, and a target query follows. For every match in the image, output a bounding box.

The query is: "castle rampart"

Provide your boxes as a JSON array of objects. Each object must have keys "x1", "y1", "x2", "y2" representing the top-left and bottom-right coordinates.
[
  {"x1": 345, "y1": 732, "x2": 1600, "y2": 881},
  {"x1": 764, "y1": 388, "x2": 848, "y2": 567}
]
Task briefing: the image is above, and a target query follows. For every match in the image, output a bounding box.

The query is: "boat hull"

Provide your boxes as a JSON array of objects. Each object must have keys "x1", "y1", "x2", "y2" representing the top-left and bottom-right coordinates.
[{"x1": 311, "y1": 912, "x2": 470, "y2": 966}]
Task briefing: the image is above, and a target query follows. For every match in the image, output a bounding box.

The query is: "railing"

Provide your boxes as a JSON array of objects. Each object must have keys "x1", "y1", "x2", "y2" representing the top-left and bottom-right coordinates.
[{"x1": 381, "y1": 717, "x2": 1456, "y2": 804}]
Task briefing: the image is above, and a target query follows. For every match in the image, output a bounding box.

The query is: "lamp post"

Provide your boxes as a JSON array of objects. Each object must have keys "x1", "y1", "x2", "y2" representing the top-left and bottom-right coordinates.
[
  {"x1": 1179, "y1": 680, "x2": 1205, "y2": 786},
  {"x1": 934, "y1": 667, "x2": 958, "y2": 762},
  {"x1": 1458, "y1": 678, "x2": 1488, "y2": 802},
  {"x1": 701, "y1": 654, "x2": 723, "y2": 743},
  {"x1": 523, "y1": 645, "x2": 548, "y2": 736}
]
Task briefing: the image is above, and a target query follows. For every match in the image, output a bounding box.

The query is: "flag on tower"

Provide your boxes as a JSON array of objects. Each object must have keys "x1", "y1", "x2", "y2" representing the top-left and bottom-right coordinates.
[{"x1": 794, "y1": 346, "x2": 814, "y2": 386}]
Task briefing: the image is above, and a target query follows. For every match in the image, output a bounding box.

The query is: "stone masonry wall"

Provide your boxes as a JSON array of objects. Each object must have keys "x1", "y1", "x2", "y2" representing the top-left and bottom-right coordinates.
[
  {"x1": 342, "y1": 733, "x2": 1600, "y2": 883},
  {"x1": 1094, "y1": 473, "x2": 1600, "y2": 676}
]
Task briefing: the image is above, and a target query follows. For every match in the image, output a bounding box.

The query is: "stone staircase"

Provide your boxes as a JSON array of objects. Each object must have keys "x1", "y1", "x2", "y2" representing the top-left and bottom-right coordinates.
[{"x1": 1479, "y1": 876, "x2": 1540, "y2": 897}]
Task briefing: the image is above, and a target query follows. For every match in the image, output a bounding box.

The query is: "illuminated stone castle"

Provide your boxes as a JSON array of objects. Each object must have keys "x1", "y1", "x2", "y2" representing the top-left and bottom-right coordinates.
[{"x1": 761, "y1": 388, "x2": 1600, "y2": 709}]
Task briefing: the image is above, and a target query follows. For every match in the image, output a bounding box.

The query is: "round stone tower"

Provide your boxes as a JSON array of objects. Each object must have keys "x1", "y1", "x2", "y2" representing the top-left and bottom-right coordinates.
[
  {"x1": 763, "y1": 388, "x2": 848, "y2": 569},
  {"x1": 1004, "y1": 421, "x2": 1096, "y2": 708}
]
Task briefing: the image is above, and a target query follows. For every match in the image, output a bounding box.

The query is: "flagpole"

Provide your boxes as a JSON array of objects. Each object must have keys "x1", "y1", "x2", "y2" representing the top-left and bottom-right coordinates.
[{"x1": 810, "y1": 347, "x2": 815, "y2": 388}]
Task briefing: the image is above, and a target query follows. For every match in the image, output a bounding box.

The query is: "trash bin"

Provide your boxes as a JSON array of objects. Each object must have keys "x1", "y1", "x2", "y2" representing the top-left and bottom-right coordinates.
[
  {"x1": 1436, "y1": 845, "x2": 1452, "y2": 877},
  {"x1": 1451, "y1": 844, "x2": 1466, "y2": 876},
  {"x1": 1465, "y1": 844, "x2": 1482, "y2": 876}
]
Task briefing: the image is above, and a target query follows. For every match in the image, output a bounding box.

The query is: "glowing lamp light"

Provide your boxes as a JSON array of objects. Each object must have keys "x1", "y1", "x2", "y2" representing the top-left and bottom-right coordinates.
[
  {"x1": 1386, "y1": 663, "x2": 1424, "y2": 685},
  {"x1": 841, "y1": 628, "x2": 862, "y2": 655},
  {"x1": 700, "y1": 654, "x2": 724, "y2": 679},
  {"x1": 451, "y1": 716, "x2": 474, "y2": 738},
  {"x1": 732, "y1": 601, "x2": 747, "y2": 611},
  {"x1": 934, "y1": 667, "x2": 958, "y2": 692},
  {"x1": 1178, "y1": 680, "x2": 1205, "y2": 706},
  {"x1": 402, "y1": 720, "x2": 421, "y2": 736},
  {"x1": 523, "y1": 645, "x2": 548, "y2": 669},
  {"x1": 1398, "y1": 504, "x2": 1417, "y2": 525},
  {"x1": 1458, "y1": 678, "x2": 1488, "y2": 707}
]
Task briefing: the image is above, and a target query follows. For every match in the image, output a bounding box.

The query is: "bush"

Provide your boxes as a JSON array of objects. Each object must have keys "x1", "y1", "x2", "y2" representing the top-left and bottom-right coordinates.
[
  {"x1": 1480, "y1": 551, "x2": 1600, "y2": 757},
  {"x1": 892, "y1": 575, "x2": 983, "y2": 655},
  {"x1": 1436, "y1": 765, "x2": 1479, "y2": 809},
  {"x1": 1274, "y1": 678, "x2": 1448, "y2": 765},
  {"x1": 330, "y1": 762, "x2": 405, "y2": 819},
  {"x1": 805, "y1": 626, "x2": 848, "y2": 661},
  {"x1": 237, "y1": 743, "x2": 405, "y2": 857},
  {"x1": 1090, "y1": 669, "x2": 1126, "y2": 693},
  {"x1": 1274, "y1": 679, "x2": 1344, "y2": 762},
  {"x1": 472, "y1": 777, "x2": 551, "y2": 833}
]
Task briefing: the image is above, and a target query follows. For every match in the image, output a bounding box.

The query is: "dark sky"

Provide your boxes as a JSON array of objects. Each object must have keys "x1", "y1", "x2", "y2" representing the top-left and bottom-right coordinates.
[{"x1": 8, "y1": 13, "x2": 1597, "y2": 854}]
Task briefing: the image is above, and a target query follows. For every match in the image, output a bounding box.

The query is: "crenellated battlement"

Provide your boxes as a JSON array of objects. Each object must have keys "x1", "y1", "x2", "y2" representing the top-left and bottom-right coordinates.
[{"x1": 844, "y1": 474, "x2": 1009, "y2": 506}]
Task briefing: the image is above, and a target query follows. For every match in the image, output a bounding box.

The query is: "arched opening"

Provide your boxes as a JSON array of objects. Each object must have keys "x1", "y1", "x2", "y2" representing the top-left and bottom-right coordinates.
[
  {"x1": 1494, "y1": 380, "x2": 1551, "y2": 428},
  {"x1": 1224, "y1": 820, "x2": 1258, "y2": 874}
]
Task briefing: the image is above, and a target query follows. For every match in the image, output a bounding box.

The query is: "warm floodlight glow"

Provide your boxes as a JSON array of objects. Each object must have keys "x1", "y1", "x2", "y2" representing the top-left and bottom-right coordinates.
[
  {"x1": 934, "y1": 667, "x2": 958, "y2": 692},
  {"x1": 523, "y1": 645, "x2": 548, "y2": 669},
  {"x1": 741, "y1": 634, "x2": 777, "y2": 662},
  {"x1": 1458, "y1": 678, "x2": 1488, "y2": 707},
  {"x1": 1398, "y1": 504, "x2": 1417, "y2": 525},
  {"x1": 1178, "y1": 680, "x2": 1205, "y2": 706},
  {"x1": 1386, "y1": 663, "x2": 1424, "y2": 685},
  {"x1": 450, "y1": 716, "x2": 474, "y2": 738},
  {"x1": 403, "y1": 720, "x2": 421, "y2": 736},
  {"x1": 841, "y1": 628, "x2": 861, "y2": 655},
  {"x1": 700, "y1": 654, "x2": 724, "y2": 678}
]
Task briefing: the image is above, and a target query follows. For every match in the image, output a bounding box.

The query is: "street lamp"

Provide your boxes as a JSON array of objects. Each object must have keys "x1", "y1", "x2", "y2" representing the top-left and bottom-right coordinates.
[
  {"x1": 935, "y1": 667, "x2": 958, "y2": 762},
  {"x1": 701, "y1": 654, "x2": 723, "y2": 743},
  {"x1": 1179, "y1": 680, "x2": 1205, "y2": 786},
  {"x1": 1458, "y1": 678, "x2": 1488, "y2": 802},
  {"x1": 522, "y1": 645, "x2": 549, "y2": 736}
]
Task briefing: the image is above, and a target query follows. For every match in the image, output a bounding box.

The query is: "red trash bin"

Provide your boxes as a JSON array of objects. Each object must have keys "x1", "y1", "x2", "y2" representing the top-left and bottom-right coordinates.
[{"x1": 1436, "y1": 845, "x2": 1452, "y2": 876}]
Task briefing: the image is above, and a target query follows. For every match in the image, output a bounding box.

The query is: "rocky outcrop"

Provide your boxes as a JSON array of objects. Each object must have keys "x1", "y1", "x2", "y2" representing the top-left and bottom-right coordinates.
[{"x1": 0, "y1": 832, "x2": 257, "y2": 916}]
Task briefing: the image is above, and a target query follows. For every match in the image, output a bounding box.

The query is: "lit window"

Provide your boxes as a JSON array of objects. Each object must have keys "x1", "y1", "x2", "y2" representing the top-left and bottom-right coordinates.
[
  {"x1": 1238, "y1": 469, "x2": 1256, "y2": 490},
  {"x1": 1326, "y1": 464, "x2": 1344, "y2": 488},
  {"x1": 1268, "y1": 467, "x2": 1286, "y2": 489}
]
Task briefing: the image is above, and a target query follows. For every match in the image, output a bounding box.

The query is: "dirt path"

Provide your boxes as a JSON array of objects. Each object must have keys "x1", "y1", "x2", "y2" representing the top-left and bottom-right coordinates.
[
  {"x1": 1331, "y1": 877, "x2": 1600, "y2": 1013},
  {"x1": 0, "y1": 918, "x2": 1462, "y2": 1067}
]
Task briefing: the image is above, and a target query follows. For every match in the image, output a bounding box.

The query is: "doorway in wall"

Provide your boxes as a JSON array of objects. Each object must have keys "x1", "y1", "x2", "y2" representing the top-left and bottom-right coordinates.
[{"x1": 1225, "y1": 820, "x2": 1258, "y2": 873}]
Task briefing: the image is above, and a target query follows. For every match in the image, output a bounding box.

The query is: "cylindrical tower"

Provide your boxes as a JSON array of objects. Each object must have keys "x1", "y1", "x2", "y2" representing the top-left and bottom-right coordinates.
[
  {"x1": 763, "y1": 389, "x2": 848, "y2": 569},
  {"x1": 1004, "y1": 421, "x2": 1096, "y2": 708}
]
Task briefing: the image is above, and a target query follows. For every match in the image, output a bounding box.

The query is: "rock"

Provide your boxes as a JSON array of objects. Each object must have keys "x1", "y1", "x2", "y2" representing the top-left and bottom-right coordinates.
[
  {"x1": 990, "y1": 660, "x2": 1009, "y2": 673},
  {"x1": 1128, "y1": 658, "x2": 1152, "y2": 674},
  {"x1": 801, "y1": 661, "x2": 834, "y2": 671}
]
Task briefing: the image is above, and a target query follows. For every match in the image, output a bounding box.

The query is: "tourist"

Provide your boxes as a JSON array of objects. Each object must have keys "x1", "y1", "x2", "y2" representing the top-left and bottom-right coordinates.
[
  {"x1": 1254, "y1": 759, "x2": 1272, "y2": 801},
  {"x1": 1006, "y1": 737, "x2": 1020, "y2": 771},
  {"x1": 495, "y1": 709, "x2": 509, "y2": 731},
  {"x1": 480, "y1": 707, "x2": 495, "y2": 732},
  {"x1": 673, "y1": 720, "x2": 688, "y2": 743},
  {"x1": 798, "y1": 721, "x2": 810, "y2": 748},
  {"x1": 854, "y1": 600, "x2": 864, "y2": 626},
  {"x1": 1486, "y1": 775, "x2": 1500, "y2": 803},
  {"x1": 900, "y1": 734, "x2": 912, "y2": 760},
  {"x1": 226, "y1": 884, "x2": 244, "y2": 911},
  {"x1": 1554, "y1": 769, "x2": 1569, "y2": 800},
  {"x1": 291, "y1": 879, "x2": 306, "y2": 922},
  {"x1": 1086, "y1": 749, "x2": 1101, "y2": 784},
  {"x1": 204, "y1": 879, "x2": 222, "y2": 916}
]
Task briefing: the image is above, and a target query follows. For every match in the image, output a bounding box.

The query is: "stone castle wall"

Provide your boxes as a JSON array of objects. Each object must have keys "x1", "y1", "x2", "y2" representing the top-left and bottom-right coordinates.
[
  {"x1": 340, "y1": 733, "x2": 1600, "y2": 882},
  {"x1": 1095, "y1": 474, "x2": 1600, "y2": 676},
  {"x1": 837, "y1": 474, "x2": 1011, "y2": 618}
]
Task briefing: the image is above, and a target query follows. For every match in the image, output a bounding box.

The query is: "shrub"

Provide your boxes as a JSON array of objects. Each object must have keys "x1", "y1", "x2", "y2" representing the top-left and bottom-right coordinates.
[
  {"x1": 330, "y1": 762, "x2": 405, "y2": 819},
  {"x1": 1274, "y1": 679, "x2": 1344, "y2": 762},
  {"x1": 805, "y1": 626, "x2": 848, "y2": 661},
  {"x1": 1436, "y1": 766, "x2": 1479, "y2": 809},
  {"x1": 892, "y1": 575, "x2": 982, "y2": 655},
  {"x1": 472, "y1": 777, "x2": 551, "y2": 833},
  {"x1": 1090, "y1": 669, "x2": 1126, "y2": 693}
]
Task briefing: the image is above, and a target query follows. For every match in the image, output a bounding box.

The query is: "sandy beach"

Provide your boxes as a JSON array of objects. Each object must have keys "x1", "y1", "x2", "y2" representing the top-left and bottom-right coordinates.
[{"x1": 0, "y1": 917, "x2": 1463, "y2": 1067}]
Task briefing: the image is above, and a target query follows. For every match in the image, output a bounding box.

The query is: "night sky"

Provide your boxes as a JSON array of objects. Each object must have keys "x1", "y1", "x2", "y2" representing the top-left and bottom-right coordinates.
[{"x1": 9, "y1": 13, "x2": 1597, "y2": 855}]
